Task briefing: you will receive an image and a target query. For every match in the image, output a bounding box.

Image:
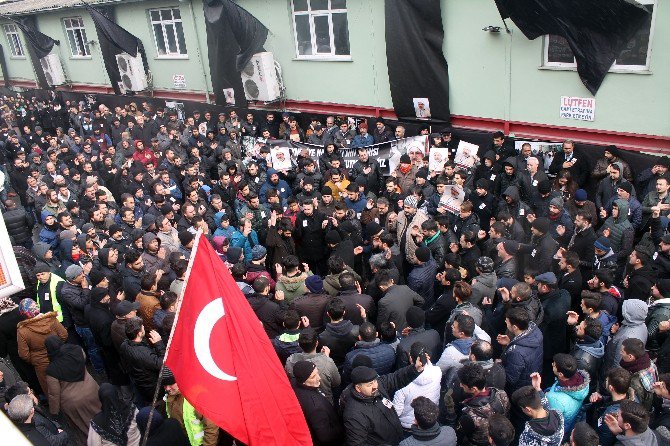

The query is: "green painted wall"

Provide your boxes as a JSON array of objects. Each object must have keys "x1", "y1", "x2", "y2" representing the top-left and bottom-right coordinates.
[
  {"x1": 0, "y1": 22, "x2": 37, "y2": 81},
  {"x1": 443, "y1": 0, "x2": 670, "y2": 137},
  {"x1": 114, "y1": 0, "x2": 211, "y2": 94},
  {"x1": 239, "y1": 0, "x2": 393, "y2": 109},
  {"x1": 37, "y1": 12, "x2": 110, "y2": 86}
]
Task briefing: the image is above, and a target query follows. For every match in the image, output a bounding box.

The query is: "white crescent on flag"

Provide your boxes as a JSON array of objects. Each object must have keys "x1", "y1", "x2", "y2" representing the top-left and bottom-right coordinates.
[{"x1": 193, "y1": 297, "x2": 237, "y2": 381}]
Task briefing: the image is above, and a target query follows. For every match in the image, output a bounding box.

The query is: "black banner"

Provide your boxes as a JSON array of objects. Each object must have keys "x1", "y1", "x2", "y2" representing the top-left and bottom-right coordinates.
[
  {"x1": 11, "y1": 15, "x2": 58, "y2": 89},
  {"x1": 203, "y1": 0, "x2": 268, "y2": 106},
  {"x1": 495, "y1": 0, "x2": 650, "y2": 95},
  {"x1": 385, "y1": 0, "x2": 451, "y2": 123},
  {"x1": 86, "y1": 4, "x2": 149, "y2": 96}
]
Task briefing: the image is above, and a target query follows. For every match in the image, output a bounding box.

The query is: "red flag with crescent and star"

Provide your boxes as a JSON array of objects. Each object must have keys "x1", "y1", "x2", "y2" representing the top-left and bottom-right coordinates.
[{"x1": 165, "y1": 234, "x2": 312, "y2": 446}]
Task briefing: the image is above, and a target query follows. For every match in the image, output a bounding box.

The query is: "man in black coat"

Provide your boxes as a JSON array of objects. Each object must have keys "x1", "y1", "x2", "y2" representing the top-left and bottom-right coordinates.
[
  {"x1": 7, "y1": 394, "x2": 52, "y2": 446},
  {"x1": 535, "y1": 272, "x2": 571, "y2": 387},
  {"x1": 548, "y1": 140, "x2": 589, "y2": 187},
  {"x1": 246, "y1": 276, "x2": 288, "y2": 339},
  {"x1": 558, "y1": 251, "x2": 583, "y2": 311},
  {"x1": 342, "y1": 359, "x2": 425, "y2": 446},
  {"x1": 335, "y1": 272, "x2": 376, "y2": 326},
  {"x1": 294, "y1": 201, "x2": 328, "y2": 275},
  {"x1": 396, "y1": 306, "x2": 441, "y2": 369},
  {"x1": 565, "y1": 210, "x2": 597, "y2": 284},
  {"x1": 3, "y1": 199, "x2": 33, "y2": 249},
  {"x1": 319, "y1": 298, "x2": 359, "y2": 368},
  {"x1": 518, "y1": 217, "x2": 558, "y2": 275},
  {"x1": 292, "y1": 361, "x2": 343, "y2": 446},
  {"x1": 119, "y1": 317, "x2": 165, "y2": 404}
]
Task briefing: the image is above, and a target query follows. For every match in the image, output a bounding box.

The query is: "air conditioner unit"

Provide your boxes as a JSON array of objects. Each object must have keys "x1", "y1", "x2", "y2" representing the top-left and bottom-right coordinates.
[
  {"x1": 241, "y1": 52, "x2": 280, "y2": 102},
  {"x1": 39, "y1": 53, "x2": 66, "y2": 86},
  {"x1": 115, "y1": 52, "x2": 148, "y2": 92}
]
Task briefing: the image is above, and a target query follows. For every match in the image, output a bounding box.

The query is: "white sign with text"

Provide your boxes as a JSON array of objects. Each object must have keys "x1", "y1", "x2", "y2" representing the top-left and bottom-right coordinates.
[{"x1": 560, "y1": 96, "x2": 595, "y2": 121}]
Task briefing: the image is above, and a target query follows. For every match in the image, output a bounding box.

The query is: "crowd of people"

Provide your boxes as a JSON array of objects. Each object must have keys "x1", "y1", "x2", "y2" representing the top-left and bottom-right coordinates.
[{"x1": 0, "y1": 93, "x2": 670, "y2": 446}]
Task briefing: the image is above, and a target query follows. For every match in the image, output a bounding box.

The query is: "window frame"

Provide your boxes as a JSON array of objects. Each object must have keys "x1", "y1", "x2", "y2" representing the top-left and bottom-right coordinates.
[
  {"x1": 63, "y1": 17, "x2": 91, "y2": 58},
  {"x1": 3, "y1": 24, "x2": 25, "y2": 58},
  {"x1": 542, "y1": 0, "x2": 656, "y2": 73},
  {"x1": 291, "y1": 0, "x2": 351, "y2": 61},
  {"x1": 148, "y1": 7, "x2": 188, "y2": 59}
]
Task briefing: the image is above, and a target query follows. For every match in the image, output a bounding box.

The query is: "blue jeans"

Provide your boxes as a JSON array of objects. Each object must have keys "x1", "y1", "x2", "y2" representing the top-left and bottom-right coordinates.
[{"x1": 75, "y1": 326, "x2": 106, "y2": 374}]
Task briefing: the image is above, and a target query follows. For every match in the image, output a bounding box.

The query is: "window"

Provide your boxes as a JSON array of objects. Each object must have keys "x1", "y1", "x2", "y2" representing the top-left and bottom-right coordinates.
[
  {"x1": 63, "y1": 17, "x2": 90, "y2": 57},
  {"x1": 149, "y1": 8, "x2": 187, "y2": 57},
  {"x1": 3, "y1": 24, "x2": 24, "y2": 57},
  {"x1": 543, "y1": 0, "x2": 656, "y2": 72},
  {"x1": 291, "y1": 0, "x2": 350, "y2": 59}
]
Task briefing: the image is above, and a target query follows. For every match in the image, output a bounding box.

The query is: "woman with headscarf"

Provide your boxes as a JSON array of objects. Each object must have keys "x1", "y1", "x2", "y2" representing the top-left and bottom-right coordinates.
[
  {"x1": 16, "y1": 298, "x2": 67, "y2": 395},
  {"x1": 0, "y1": 296, "x2": 41, "y2": 392},
  {"x1": 135, "y1": 407, "x2": 190, "y2": 446},
  {"x1": 88, "y1": 383, "x2": 140, "y2": 446},
  {"x1": 45, "y1": 335, "x2": 101, "y2": 445}
]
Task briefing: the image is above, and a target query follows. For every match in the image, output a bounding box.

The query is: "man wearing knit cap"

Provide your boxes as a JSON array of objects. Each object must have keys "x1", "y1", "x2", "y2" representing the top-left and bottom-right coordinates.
[
  {"x1": 393, "y1": 154, "x2": 417, "y2": 195},
  {"x1": 291, "y1": 276, "x2": 332, "y2": 333},
  {"x1": 407, "y1": 246, "x2": 437, "y2": 308},
  {"x1": 395, "y1": 193, "x2": 430, "y2": 265},
  {"x1": 614, "y1": 181, "x2": 642, "y2": 229},
  {"x1": 291, "y1": 360, "x2": 343, "y2": 445},
  {"x1": 548, "y1": 196, "x2": 574, "y2": 245},
  {"x1": 342, "y1": 357, "x2": 426, "y2": 446},
  {"x1": 518, "y1": 217, "x2": 558, "y2": 275}
]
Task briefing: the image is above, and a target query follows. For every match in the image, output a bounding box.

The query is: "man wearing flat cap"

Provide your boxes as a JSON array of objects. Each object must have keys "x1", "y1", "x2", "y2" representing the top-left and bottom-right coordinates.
[
  {"x1": 291, "y1": 360, "x2": 343, "y2": 445},
  {"x1": 342, "y1": 355, "x2": 426, "y2": 445}
]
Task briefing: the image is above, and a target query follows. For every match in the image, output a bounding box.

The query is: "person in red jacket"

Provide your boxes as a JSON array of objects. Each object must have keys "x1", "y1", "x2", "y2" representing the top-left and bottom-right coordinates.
[{"x1": 132, "y1": 140, "x2": 158, "y2": 166}]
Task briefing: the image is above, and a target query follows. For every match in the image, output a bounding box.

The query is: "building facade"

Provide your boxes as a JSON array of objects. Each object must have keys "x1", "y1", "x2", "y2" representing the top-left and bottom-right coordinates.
[{"x1": 0, "y1": 0, "x2": 667, "y2": 152}]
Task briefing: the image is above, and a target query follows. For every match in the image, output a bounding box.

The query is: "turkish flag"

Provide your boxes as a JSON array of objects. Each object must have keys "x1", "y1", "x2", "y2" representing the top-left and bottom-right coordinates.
[{"x1": 165, "y1": 234, "x2": 312, "y2": 446}]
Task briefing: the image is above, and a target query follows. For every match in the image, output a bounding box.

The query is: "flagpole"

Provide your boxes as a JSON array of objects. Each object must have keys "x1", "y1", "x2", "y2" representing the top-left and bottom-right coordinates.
[{"x1": 140, "y1": 230, "x2": 203, "y2": 446}]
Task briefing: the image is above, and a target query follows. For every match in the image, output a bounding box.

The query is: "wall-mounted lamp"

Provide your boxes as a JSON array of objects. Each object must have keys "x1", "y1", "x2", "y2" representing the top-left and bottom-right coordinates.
[{"x1": 482, "y1": 26, "x2": 502, "y2": 33}]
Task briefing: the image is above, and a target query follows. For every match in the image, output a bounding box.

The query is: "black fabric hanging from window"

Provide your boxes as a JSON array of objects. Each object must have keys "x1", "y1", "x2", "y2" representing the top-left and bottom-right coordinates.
[
  {"x1": 203, "y1": 0, "x2": 268, "y2": 105},
  {"x1": 385, "y1": 0, "x2": 451, "y2": 123},
  {"x1": 494, "y1": 0, "x2": 650, "y2": 95},
  {"x1": 0, "y1": 44, "x2": 10, "y2": 87},
  {"x1": 12, "y1": 15, "x2": 58, "y2": 89},
  {"x1": 86, "y1": 4, "x2": 149, "y2": 96}
]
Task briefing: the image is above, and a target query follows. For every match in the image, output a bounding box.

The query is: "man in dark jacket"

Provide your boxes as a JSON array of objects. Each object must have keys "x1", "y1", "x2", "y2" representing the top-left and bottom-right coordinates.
[
  {"x1": 625, "y1": 247, "x2": 657, "y2": 302},
  {"x1": 343, "y1": 322, "x2": 395, "y2": 382},
  {"x1": 535, "y1": 272, "x2": 571, "y2": 386},
  {"x1": 518, "y1": 217, "x2": 558, "y2": 275},
  {"x1": 7, "y1": 394, "x2": 52, "y2": 446},
  {"x1": 565, "y1": 210, "x2": 597, "y2": 284},
  {"x1": 319, "y1": 298, "x2": 359, "y2": 368},
  {"x1": 349, "y1": 146, "x2": 382, "y2": 194},
  {"x1": 3, "y1": 199, "x2": 33, "y2": 249},
  {"x1": 292, "y1": 275, "x2": 332, "y2": 333},
  {"x1": 417, "y1": 219, "x2": 448, "y2": 267},
  {"x1": 558, "y1": 251, "x2": 583, "y2": 310},
  {"x1": 342, "y1": 359, "x2": 425, "y2": 446},
  {"x1": 407, "y1": 246, "x2": 437, "y2": 310},
  {"x1": 396, "y1": 306, "x2": 441, "y2": 369},
  {"x1": 292, "y1": 361, "x2": 343, "y2": 446},
  {"x1": 376, "y1": 271, "x2": 425, "y2": 332},
  {"x1": 335, "y1": 272, "x2": 375, "y2": 326},
  {"x1": 119, "y1": 316, "x2": 165, "y2": 404},
  {"x1": 498, "y1": 307, "x2": 543, "y2": 395},
  {"x1": 567, "y1": 315, "x2": 604, "y2": 394},
  {"x1": 548, "y1": 140, "x2": 589, "y2": 187},
  {"x1": 247, "y1": 276, "x2": 287, "y2": 339},
  {"x1": 294, "y1": 201, "x2": 328, "y2": 275}
]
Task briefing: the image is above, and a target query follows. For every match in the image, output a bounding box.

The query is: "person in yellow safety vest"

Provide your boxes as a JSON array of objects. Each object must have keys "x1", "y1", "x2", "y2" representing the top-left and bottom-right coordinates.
[
  {"x1": 34, "y1": 263, "x2": 66, "y2": 324},
  {"x1": 163, "y1": 370, "x2": 219, "y2": 446}
]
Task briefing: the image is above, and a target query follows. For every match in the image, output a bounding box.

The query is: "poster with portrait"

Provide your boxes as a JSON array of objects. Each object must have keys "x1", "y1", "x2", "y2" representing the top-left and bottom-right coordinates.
[
  {"x1": 440, "y1": 185, "x2": 466, "y2": 215},
  {"x1": 413, "y1": 98, "x2": 431, "y2": 119},
  {"x1": 429, "y1": 146, "x2": 450, "y2": 172},
  {"x1": 223, "y1": 88, "x2": 236, "y2": 106},
  {"x1": 271, "y1": 146, "x2": 292, "y2": 171},
  {"x1": 454, "y1": 141, "x2": 480, "y2": 169},
  {"x1": 388, "y1": 135, "x2": 429, "y2": 173}
]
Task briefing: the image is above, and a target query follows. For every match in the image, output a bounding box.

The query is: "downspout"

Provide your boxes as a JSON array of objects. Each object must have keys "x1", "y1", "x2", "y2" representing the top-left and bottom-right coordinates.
[{"x1": 184, "y1": 0, "x2": 212, "y2": 103}]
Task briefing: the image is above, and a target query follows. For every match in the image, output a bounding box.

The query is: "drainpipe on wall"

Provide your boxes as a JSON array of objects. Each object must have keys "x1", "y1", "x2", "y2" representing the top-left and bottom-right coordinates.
[{"x1": 183, "y1": 0, "x2": 212, "y2": 104}]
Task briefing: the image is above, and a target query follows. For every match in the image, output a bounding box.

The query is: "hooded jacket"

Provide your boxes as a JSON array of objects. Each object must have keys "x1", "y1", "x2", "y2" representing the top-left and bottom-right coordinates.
[
  {"x1": 276, "y1": 271, "x2": 310, "y2": 303},
  {"x1": 601, "y1": 199, "x2": 634, "y2": 260},
  {"x1": 604, "y1": 299, "x2": 648, "y2": 372},
  {"x1": 614, "y1": 428, "x2": 660, "y2": 446},
  {"x1": 502, "y1": 322, "x2": 543, "y2": 394},
  {"x1": 392, "y1": 363, "x2": 442, "y2": 428},
  {"x1": 470, "y1": 272, "x2": 497, "y2": 306},
  {"x1": 571, "y1": 339, "x2": 604, "y2": 393},
  {"x1": 518, "y1": 397, "x2": 565, "y2": 446},
  {"x1": 627, "y1": 265, "x2": 656, "y2": 302},
  {"x1": 499, "y1": 185, "x2": 532, "y2": 220},
  {"x1": 647, "y1": 298, "x2": 670, "y2": 353},
  {"x1": 318, "y1": 320, "x2": 359, "y2": 367},
  {"x1": 545, "y1": 370, "x2": 590, "y2": 433}
]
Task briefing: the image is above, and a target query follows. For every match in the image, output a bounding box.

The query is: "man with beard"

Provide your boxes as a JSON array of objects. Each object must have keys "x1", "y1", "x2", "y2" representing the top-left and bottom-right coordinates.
[
  {"x1": 295, "y1": 200, "x2": 328, "y2": 275},
  {"x1": 141, "y1": 233, "x2": 167, "y2": 275},
  {"x1": 122, "y1": 250, "x2": 145, "y2": 301}
]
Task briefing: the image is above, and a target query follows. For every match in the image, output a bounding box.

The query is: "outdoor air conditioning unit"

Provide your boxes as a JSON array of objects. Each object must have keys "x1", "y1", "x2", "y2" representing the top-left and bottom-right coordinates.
[
  {"x1": 115, "y1": 52, "x2": 148, "y2": 92},
  {"x1": 241, "y1": 52, "x2": 280, "y2": 102},
  {"x1": 39, "y1": 53, "x2": 66, "y2": 86}
]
